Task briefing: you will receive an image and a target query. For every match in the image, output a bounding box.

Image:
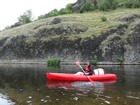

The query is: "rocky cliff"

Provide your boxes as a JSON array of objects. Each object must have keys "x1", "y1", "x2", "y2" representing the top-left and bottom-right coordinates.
[{"x1": 0, "y1": 9, "x2": 140, "y2": 64}]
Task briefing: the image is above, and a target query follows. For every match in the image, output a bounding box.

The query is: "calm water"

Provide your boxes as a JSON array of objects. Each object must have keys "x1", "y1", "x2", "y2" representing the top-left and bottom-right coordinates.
[{"x1": 0, "y1": 64, "x2": 140, "y2": 105}]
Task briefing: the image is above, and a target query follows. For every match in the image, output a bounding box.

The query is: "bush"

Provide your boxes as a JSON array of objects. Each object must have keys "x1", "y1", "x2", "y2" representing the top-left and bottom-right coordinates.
[
  {"x1": 80, "y1": 0, "x2": 95, "y2": 13},
  {"x1": 117, "y1": 56, "x2": 125, "y2": 65},
  {"x1": 18, "y1": 10, "x2": 32, "y2": 24},
  {"x1": 37, "y1": 3, "x2": 74, "y2": 20},
  {"x1": 48, "y1": 9, "x2": 59, "y2": 17},
  {"x1": 92, "y1": 55, "x2": 98, "y2": 68},
  {"x1": 47, "y1": 58, "x2": 60, "y2": 66},
  {"x1": 66, "y1": 3, "x2": 74, "y2": 11},
  {"x1": 101, "y1": 16, "x2": 107, "y2": 22},
  {"x1": 59, "y1": 8, "x2": 73, "y2": 15},
  {"x1": 97, "y1": 0, "x2": 118, "y2": 11},
  {"x1": 123, "y1": 0, "x2": 140, "y2": 8}
]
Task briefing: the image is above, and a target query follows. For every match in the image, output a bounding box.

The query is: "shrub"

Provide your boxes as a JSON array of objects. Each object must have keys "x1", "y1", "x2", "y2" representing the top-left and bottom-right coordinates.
[
  {"x1": 97, "y1": 0, "x2": 118, "y2": 11},
  {"x1": 92, "y1": 55, "x2": 98, "y2": 68},
  {"x1": 123, "y1": 0, "x2": 140, "y2": 8},
  {"x1": 37, "y1": 3, "x2": 74, "y2": 20},
  {"x1": 117, "y1": 56, "x2": 125, "y2": 65},
  {"x1": 18, "y1": 10, "x2": 32, "y2": 24},
  {"x1": 80, "y1": 0, "x2": 95, "y2": 13},
  {"x1": 47, "y1": 58, "x2": 60, "y2": 66},
  {"x1": 48, "y1": 9, "x2": 59, "y2": 17},
  {"x1": 66, "y1": 3, "x2": 74, "y2": 11},
  {"x1": 59, "y1": 8, "x2": 73, "y2": 15},
  {"x1": 101, "y1": 16, "x2": 107, "y2": 22}
]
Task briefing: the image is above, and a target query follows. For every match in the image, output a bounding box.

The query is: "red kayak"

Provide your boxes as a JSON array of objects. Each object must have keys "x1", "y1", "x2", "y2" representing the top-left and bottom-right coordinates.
[{"x1": 46, "y1": 73, "x2": 117, "y2": 81}]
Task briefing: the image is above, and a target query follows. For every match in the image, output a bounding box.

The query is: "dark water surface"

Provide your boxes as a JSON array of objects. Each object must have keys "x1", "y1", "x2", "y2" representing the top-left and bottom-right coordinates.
[{"x1": 0, "y1": 64, "x2": 140, "y2": 105}]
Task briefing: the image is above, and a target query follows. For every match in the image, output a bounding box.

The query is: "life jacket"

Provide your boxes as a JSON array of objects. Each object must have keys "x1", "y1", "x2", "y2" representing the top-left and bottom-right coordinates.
[
  {"x1": 85, "y1": 64, "x2": 94, "y2": 73},
  {"x1": 85, "y1": 65, "x2": 90, "y2": 72}
]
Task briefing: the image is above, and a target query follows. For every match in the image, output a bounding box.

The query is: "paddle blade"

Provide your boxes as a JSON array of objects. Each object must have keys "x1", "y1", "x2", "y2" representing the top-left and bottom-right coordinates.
[{"x1": 75, "y1": 61, "x2": 80, "y2": 66}]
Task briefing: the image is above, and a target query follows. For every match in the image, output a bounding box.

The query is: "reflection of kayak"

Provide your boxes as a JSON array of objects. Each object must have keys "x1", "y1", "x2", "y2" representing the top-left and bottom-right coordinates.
[
  {"x1": 46, "y1": 80, "x2": 116, "y2": 88},
  {"x1": 46, "y1": 80, "x2": 116, "y2": 93},
  {"x1": 46, "y1": 73, "x2": 117, "y2": 81},
  {"x1": 46, "y1": 80, "x2": 73, "y2": 89}
]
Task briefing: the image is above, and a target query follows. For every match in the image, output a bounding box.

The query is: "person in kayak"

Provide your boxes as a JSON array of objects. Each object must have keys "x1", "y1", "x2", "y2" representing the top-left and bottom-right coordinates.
[
  {"x1": 75, "y1": 61, "x2": 94, "y2": 75},
  {"x1": 83, "y1": 61, "x2": 94, "y2": 75}
]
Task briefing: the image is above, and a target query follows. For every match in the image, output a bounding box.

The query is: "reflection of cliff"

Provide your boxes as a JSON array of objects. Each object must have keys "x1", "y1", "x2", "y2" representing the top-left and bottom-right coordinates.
[
  {"x1": 0, "y1": 64, "x2": 46, "y2": 89},
  {"x1": 46, "y1": 80, "x2": 116, "y2": 94},
  {"x1": 124, "y1": 65, "x2": 140, "y2": 90}
]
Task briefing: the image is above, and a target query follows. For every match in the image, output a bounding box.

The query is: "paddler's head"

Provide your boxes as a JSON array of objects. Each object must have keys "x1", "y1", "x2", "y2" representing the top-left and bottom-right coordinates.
[{"x1": 86, "y1": 60, "x2": 91, "y2": 65}]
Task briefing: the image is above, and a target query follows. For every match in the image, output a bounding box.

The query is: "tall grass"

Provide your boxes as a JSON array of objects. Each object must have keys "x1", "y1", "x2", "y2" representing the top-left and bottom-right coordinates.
[
  {"x1": 47, "y1": 58, "x2": 60, "y2": 66},
  {"x1": 117, "y1": 56, "x2": 125, "y2": 65},
  {"x1": 92, "y1": 55, "x2": 98, "y2": 68}
]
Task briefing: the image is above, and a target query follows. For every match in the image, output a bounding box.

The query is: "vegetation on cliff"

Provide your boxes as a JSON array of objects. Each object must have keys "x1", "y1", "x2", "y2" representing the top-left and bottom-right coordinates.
[
  {"x1": 38, "y1": 0, "x2": 140, "y2": 19},
  {"x1": 0, "y1": 9, "x2": 139, "y2": 40},
  {"x1": 3, "y1": 0, "x2": 140, "y2": 30}
]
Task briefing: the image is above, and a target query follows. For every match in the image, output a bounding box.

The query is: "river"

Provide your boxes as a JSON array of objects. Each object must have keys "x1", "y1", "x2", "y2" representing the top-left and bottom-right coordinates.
[{"x1": 0, "y1": 64, "x2": 140, "y2": 105}]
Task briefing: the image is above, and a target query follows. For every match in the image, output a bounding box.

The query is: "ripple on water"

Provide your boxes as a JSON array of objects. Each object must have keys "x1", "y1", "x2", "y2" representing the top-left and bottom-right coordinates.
[{"x1": 0, "y1": 93, "x2": 15, "y2": 105}]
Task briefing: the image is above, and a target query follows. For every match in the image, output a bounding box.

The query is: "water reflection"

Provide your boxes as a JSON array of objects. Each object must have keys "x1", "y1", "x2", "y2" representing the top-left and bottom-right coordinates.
[
  {"x1": 0, "y1": 64, "x2": 47, "y2": 105},
  {"x1": 0, "y1": 64, "x2": 140, "y2": 105},
  {"x1": 0, "y1": 64, "x2": 46, "y2": 88},
  {"x1": 46, "y1": 80, "x2": 116, "y2": 94}
]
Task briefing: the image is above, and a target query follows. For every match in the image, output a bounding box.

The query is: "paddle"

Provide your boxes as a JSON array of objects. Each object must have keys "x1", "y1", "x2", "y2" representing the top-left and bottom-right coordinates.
[{"x1": 75, "y1": 61, "x2": 94, "y2": 85}]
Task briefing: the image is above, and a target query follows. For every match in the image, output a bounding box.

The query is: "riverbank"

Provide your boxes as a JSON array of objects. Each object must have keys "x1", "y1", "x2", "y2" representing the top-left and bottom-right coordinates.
[{"x1": 0, "y1": 60, "x2": 139, "y2": 65}]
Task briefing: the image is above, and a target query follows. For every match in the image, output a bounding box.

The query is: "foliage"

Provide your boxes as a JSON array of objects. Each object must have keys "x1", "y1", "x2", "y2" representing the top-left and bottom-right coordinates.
[
  {"x1": 37, "y1": 0, "x2": 140, "y2": 20},
  {"x1": 47, "y1": 58, "x2": 60, "y2": 66},
  {"x1": 79, "y1": 0, "x2": 95, "y2": 13},
  {"x1": 117, "y1": 56, "x2": 125, "y2": 65},
  {"x1": 37, "y1": 3, "x2": 74, "y2": 20},
  {"x1": 18, "y1": 10, "x2": 32, "y2": 25},
  {"x1": 92, "y1": 55, "x2": 98, "y2": 67},
  {"x1": 59, "y1": 8, "x2": 72, "y2": 15},
  {"x1": 121, "y1": 0, "x2": 140, "y2": 8},
  {"x1": 101, "y1": 16, "x2": 107, "y2": 22},
  {"x1": 97, "y1": 0, "x2": 118, "y2": 11},
  {"x1": 47, "y1": 9, "x2": 59, "y2": 17},
  {"x1": 66, "y1": 3, "x2": 74, "y2": 10}
]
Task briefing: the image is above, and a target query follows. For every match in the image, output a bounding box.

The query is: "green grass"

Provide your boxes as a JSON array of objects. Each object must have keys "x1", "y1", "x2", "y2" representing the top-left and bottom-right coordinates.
[{"x1": 0, "y1": 8, "x2": 140, "y2": 42}]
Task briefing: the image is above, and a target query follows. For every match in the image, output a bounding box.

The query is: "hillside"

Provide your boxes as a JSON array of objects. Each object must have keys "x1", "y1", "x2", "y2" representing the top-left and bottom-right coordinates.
[{"x1": 0, "y1": 9, "x2": 140, "y2": 64}]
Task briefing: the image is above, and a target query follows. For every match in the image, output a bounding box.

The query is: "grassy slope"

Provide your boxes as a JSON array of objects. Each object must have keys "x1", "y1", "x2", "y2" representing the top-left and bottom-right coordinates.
[{"x1": 0, "y1": 8, "x2": 140, "y2": 41}]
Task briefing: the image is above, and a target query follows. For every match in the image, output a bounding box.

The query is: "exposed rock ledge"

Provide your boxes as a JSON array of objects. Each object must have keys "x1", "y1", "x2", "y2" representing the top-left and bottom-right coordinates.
[{"x1": 0, "y1": 60, "x2": 139, "y2": 65}]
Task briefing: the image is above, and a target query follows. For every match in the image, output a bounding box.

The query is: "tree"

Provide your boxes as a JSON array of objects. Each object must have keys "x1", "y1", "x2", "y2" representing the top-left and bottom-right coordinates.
[
  {"x1": 18, "y1": 10, "x2": 32, "y2": 25},
  {"x1": 97, "y1": 0, "x2": 118, "y2": 11},
  {"x1": 48, "y1": 9, "x2": 59, "y2": 17},
  {"x1": 80, "y1": 0, "x2": 95, "y2": 13}
]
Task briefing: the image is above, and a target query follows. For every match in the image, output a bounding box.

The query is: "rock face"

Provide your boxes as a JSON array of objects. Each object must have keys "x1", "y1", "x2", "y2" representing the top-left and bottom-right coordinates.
[
  {"x1": 124, "y1": 20, "x2": 140, "y2": 63},
  {"x1": 0, "y1": 13, "x2": 140, "y2": 64}
]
